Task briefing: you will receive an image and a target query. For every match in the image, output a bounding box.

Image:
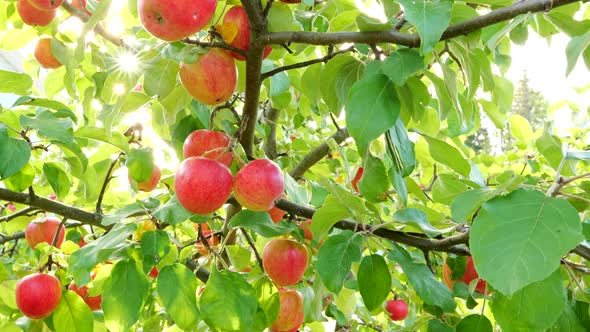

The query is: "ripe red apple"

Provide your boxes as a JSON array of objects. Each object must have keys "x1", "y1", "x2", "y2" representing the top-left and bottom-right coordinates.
[
  {"x1": 262, "y1": 239, "x2": 308, "y2": 286},
  {"x1": 68, "y1": 273, "x2": 101, "y2": 311},
  {"x1": 70, "y1": 0, "x2": 92, "y2": 15},
  {"x1": 298, "y1": 219, "x2": 312, "y2": 241},
  {"x1": 28, "y1": 0, "x2": 64, "y2": 10},
  {"x1": 233, "y1": 159, "x2": 285, "y2": 211},
  {"x1": 133, "y1": 165, "x2": 161, "y2": 192},
  {"x1": 267, "y1": 206, "x2": 286, "y2": 223},
  {"x1": 386, "y1": 299, "x2": 408, "y2": 321},
  {"x1": 17, "y1": 0, "x2": 56, "y2": 26},
  {"x1": 443, "y1": 256, "x2": 487, "y2": 294},
  {"x1": 149, "y1": 266, "x2": 159, "y2": 278},
  {"x1": 183, "y1": 129, "x2": 233, "y2": 167},
  {"x1": 25, "y1": 216, "x2": 65, "y2": 249},
  {"x1": 194, "y1": 223, "x2": 220, "y2": 256},
  {"x1": 34, "y1": 38, "x2": 62, "y2": 69},
  {"x1": 16, "y1": 273, "x2": 62, "y2": 319},
  {"x1": 174, "y1": 157, "x2": 233, "y2": 215},
  {"x1": 180, "y1": 48, "x2": 237, "y2": 105},
  {"x1": 351, "y1": 167, "x2": 364, "y2": 193},
  {"x1": 220, "y1": 6, "x2": 272, "y2": 61},
  {"x1": 270, "y1": 289, "x2": 304, "y2": 332},
  {"x1": 137, "y1": 0, "x2": 218, "y2": 41}
]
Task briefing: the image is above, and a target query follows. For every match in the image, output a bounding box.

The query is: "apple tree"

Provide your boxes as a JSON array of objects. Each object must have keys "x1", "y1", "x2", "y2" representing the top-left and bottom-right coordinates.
[{"x1": 1, "y1": 0, "x2": 590, "y2": 331}]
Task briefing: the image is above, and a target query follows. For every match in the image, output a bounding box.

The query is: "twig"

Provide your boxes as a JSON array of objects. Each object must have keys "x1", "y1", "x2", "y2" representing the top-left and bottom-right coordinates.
[
  {"x1": 261, "y1": 46, "x2": 355, "y2": 80},
  {"x1": 51, "y1": 217, "x2": 68, "y2": 247},
  {"x1": 0, "y1": 207, "x2": 41, "y2": 223},
  {"x1": 240, "y1": 228, "x2": 263, "y2": 269},
  {"x1": 182, "y1": 38, "x2": 248, "y2": 57},
  {"x1": 96, "y1": 152, "x2": 123, "y2": 214}
]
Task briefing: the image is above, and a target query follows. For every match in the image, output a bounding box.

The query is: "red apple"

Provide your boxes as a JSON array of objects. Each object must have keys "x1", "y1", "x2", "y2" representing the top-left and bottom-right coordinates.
[
  {"x1": 298, "y1": 219, "x2": 312, "y2": 241},
  {"x1": 133, "y1": 165, "x2": 161, "y2": 192},
  {"x1": 34, "y1": 38, "x2": 62, "y2": 69},
  {"x1": 149, "y1": 266, "x2": 159, "y2": 278},
  {"x1": 271, "y1": 289, "x2": 304, "y2": 332},
  {"x1": 386, "y1": 299, "x2": 408, "y2": 321},
  {"x1": 267, "y1": 206, "x2": 286, "y2": 224},
  {"x1": 220, "y1": 6, "x2": 272, "y2": 61},
  {"x1": 28, "y1": 0, "x2": 64, "y2": 10},
  {"x1": 174, "y1": 157, "x2": 233, "y2": 215},
  {"x1": 262, "y1": 239, "x2": 308, "y2": 286},
  {"x1": 68, "y1": 273, "x2": 101, "y2": 311},
  {"x1": 70, "y1": 0, "x2": 92, "y2": 15},
  {"x1": 443, "y1": 256, "x2": 487, "y2": 294},
  {"x1": 180, "y1": 48, "x2": 237, "y2": 106},
  {"x1": 233, "y1": 159, "x2": 284, "y2": 211},
  {"x1": 183, "y1": 129, "x2": 233, "y2": 167},
  {"x1": 17, "y1": 0, "x2": 56, "y2": 26},
  {"x1": 25, "y1": 216, "x2": 65, "y2": 249},
  {"x1": 137, "y1": 0, "x2": 218, "y2": 42},
  {"x1": 48, "y1": 193, "x2": 57, "y2": 200},
  {"x1": 16, "y1": 273, "x2": 62, "y2": 319},
  {"x1": 351, "y1": 167, "x2": 364, "y2": 193},
  {"x1": 7, "y1": 203, "x2": 16, "y2": 212}
]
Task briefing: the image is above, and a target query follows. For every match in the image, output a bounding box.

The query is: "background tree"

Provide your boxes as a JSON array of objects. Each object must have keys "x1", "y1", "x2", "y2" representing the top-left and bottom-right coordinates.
[{"x1": 0, "y1": 0, "x2": 590, "y2": 331}]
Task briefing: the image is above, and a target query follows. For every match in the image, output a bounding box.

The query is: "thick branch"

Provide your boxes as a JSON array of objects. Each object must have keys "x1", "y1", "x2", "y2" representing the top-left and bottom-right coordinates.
[
  {"x1": 573, "y1": 245, "x2": 590, "y2": 261},
  {"x1": 265, "y1": 0, "x2": 578, "y2": 47},
  {"x1": 289, "y1": 128, "x2": 349, "y2": 179},
  {"x1": 274, "y1": 198, "x2": 470, "y2": 255},
  {"x1": 261, "y1": 46, "x2": 355, "y2": 80},
  {"x1": 185, "y1": 258, "x2": 211, "y2": 283},
  {"x1": 0, "y1": 188, "x2": 103, "y2": 227}
]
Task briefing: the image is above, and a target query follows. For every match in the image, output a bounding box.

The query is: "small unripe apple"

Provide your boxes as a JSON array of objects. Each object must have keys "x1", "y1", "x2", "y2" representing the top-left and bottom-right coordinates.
[
  {"x1": 233, "y1": 159, "x2": 284, "y2": 211},
  {"x1": 17, "y1": 0, "x2": 56, "y2": 26},
  {"x1": 132, "y1": 165, "x2": 161, "y2": 192},
  {"x1": 174, "y1": 157, "x2": 233, "y2": 215},
  {"x1": 137, "y1": 0, "x2": 218, "y2": 41},
  {"x1": 28, "y1": 0, "x2": 64, "y2": 10},
  {"x1": 34, "y1": 38, "x2": 62, "y2": 69},
  {"x1": 16, "y1": 273, "x2": 62, "y2": 319},
  {"x1": 149, "y1": 266, "x2": 159, "y2": 278},
  {"x1": 443, "y1": 256, "x2": 487, "y2": 294},
  {"x1": 183, "y1": 129, "x2": 233, "y2": 167},
  {"x1": 220, "y1": 6, "x2": 272, "y2": 61},
  {"x1": 267, "y1": 206, "x2": 286, "y2": 224},
  {"x1": 25, "y1": 216, "x2": 65, "y2": 249},
  {"x1": 68, "y1": 272, "x2": 101, "y2": 311},
  {"x1": 180, "y1": 48, "x2": 237, "y2": 106},
  {"x1": 271, "y1": 288, "x2": 304, "y2": 332},
  {"x1": 262, "y1": 239, "x2": 308, "y2": 286},
  {"x1": 386, "y1": 299, "x2": 408, "y2": 321},
  {"x1": 351, "y1": 167, "x2": 364, "y2": 193}
]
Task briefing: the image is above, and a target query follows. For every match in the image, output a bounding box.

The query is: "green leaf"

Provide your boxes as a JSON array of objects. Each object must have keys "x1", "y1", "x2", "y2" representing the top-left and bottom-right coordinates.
[
  {"x1": 157, "y1": 264, "x2": 200, "y2": 330},
  {"x1": 43, "y1": 162, "x2": 70, "y2": 199},
  {"x1": 317, "y1": 231, "x2": 363, "y2": 293},
  {"x1": 393, "y1": 208, "x2": 446, "y2": 237},
  {"x1": 20, "y1": 110, "x2": 74, "y2": 145},
  {"x1": 228, "y1": 210, "x2": 299, "y2": 238},
  {"x1": 153, "y1": 196, "x2": 193, "y2": 225},
  {"x1": 12, "y1": 96, "x2": 72, "y2": 114},
  {"x1": 423, "y1": 136, "x2": 471, "y2": 177},
  {"x1": 456, "y1": 314, "x2": 493, "y2": 332},
  {"x1": 103, "y1": 259, "x2": 150, "y2": 332},
  {"x1": 566, "y1": 30, "x2": 590, "y2": 76},
  {"x1": 141, "y1": 231, "x2": 171, "y2": 272},
  {"x1": 509, "y1": 114, "x2": 534, "y2": 148},
  {"x1": 381, "y1": 49, "x2": 425, "y2": 86},
  {"x1": 267, "y1": 2, "x2": 294, "y2": 32},
  {"x1": 70, "y1": 223, "x2": 136, "y2": 286},
  {"x1": 0, "y1": 69, "x2": 32, "y2": 95},
  {"x1": 548, "y1": 304, "x2": 586, "y2": 332},
  {"x1": 74, "y1": 126, "x2": 130, "y2": 153},
  {"x1": 226, "y1": 245, "x2": 253, "y2": 272},
  {"x1": 451, "y1": 188, "x2": 496, "y2": 222},
  {"x1": 470, "y1": 189, "x2": 583, "y2": 295},
  {"x1": 491, "y1": 269, "x2": 566, "y2": 332},
  {"x1": 387, "y1": 243, "x2": 456, "y2": 312},
  {"x1": 536, "y1": 128, "x2": 576, "y2": 176},
  {"x1": 4, "y1": 163, "x2": 35, "y2": 192},
  {"x1": 310, "y1": 196, "x2": 353, "y2": 240},
  {"x1": 431, "y1": 173, "x2": 468, "y2": 205},
  {"x1": 355, "y1": 14, "x2": 393, "y2": 32},
  {"x1": 386, "y1": 118, "x2": 416, "y2": 177},
  {"x1": 53, "y1": 291, "x2": 94, "y2": 332},
  {"x1": 101, "y1": 198, "x2": 161, "y2": 226},
  {"x1": 357, "y1": 255, "x2": 391, "y2": 311},
  {"x1": 428, "y1": 319, "x2": 455, "y2": 332},
  {"x1": 126, "y1": 148, "x2": 155, "y2": 182},
  {"x1": 0, "y1": 125, "x2": 30, "y2": 180},
  {"x1": 358, "y1": 154, "x2": 389, "y2": 202},
  {"x1": 345, "y1": 74, "x2": 400, "y2": 154},
  {"x1": 144, "y1": 59, "x2": 179, "y2": 99},
  {"x1": 397, "y1": 0, "x2": 453, "y2": 54},
  {"x1": 284, "y1": 173, "x2": 309, "y2": 206},
  {"x1": 200, "y1": 269, "x2": 258, "y2": 331}
]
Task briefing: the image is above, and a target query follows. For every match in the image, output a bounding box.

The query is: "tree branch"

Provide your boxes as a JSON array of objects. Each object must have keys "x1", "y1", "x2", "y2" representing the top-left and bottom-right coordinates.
[
  {"x1": 265, "y1": 0, "x2": 578, "y2": 47},
  {"x1": 289, "y1": 127, "x2": 349, "y2": 179},
  {"x1": 96, "y1": 152, "x2": 123, "y2": 214},
  {"x1": 182, "y1": 39, "x2": 248, "y2": 57},
  {"x1": 0, "y1": 207, "x2": 41, "y2": 223},
  {"x1": 261, "y1": 46, "x2": 355, "y2": 80},
  {"x1": 263, "y1": 106, "x2": 280, "y2": 159}
]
